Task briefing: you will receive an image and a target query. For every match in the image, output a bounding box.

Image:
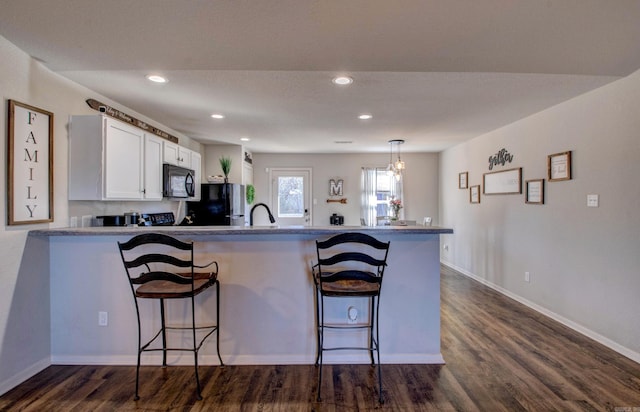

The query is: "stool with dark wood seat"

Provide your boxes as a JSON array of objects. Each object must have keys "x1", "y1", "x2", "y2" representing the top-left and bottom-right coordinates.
[
  {"x1": 312, "y1": 232, "x2": 390, "y2": 403},
  {"x1": 117, "y1": 233, "x2": 223, "y2": 400}
]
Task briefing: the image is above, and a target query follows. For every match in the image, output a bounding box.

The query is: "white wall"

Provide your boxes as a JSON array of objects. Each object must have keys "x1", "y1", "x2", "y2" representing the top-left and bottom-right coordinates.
[
  {"x1": 440, "y1": 68, "x2": 640, "y2": 361},
  {"x1": 251, "y1": 153, "x2": 439, "y2": 227},
  {"x1": 0, "y1": 35, "x2": 200, "y2": 394},
  {"x1": 203, "y1": 144, "x2": 245, "y2": 184}
]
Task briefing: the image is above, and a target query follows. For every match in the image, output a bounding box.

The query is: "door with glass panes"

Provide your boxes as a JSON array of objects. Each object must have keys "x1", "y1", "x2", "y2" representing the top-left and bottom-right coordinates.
[{"x1": 270, "y1": 168, "x2": 311, "y2": 226}]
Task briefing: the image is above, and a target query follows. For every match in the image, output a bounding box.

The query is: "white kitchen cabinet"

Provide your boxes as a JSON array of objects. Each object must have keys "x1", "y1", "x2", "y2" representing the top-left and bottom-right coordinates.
[
  {"x1": 190, "y1": 151, "x2": 202, "y2": 201},
  {"x1": 69, "y1": 115, "x2": 162, "y2": 200},
  {"x1": 143, "y1": 134, "x2": 164, "y2": 200},
  {"x1": 163, "y1": 141, "x2": 191, "y2": 167}
]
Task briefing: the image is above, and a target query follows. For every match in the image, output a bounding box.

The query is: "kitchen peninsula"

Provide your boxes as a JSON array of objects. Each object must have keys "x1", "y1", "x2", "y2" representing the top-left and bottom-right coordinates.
[{"x1": 30, "y1": 225, "x2": 452, "y2": 366}]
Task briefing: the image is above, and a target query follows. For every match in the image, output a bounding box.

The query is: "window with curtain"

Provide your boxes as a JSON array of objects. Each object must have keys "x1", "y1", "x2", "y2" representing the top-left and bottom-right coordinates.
[{"x1": 361, "y1": 167, "x2": 403, "y2": 226}]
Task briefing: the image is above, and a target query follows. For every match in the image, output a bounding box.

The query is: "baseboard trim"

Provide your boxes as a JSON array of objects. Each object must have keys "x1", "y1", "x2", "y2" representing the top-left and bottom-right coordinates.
[
  {"x1": 441, "y1": 260, "x2": 640, "y2": 364},
  {"x1": 50, "y1": 353, "x2": 445, "y2": 366},
  {"x1": 0, "y1": 357, "x2": 50, "y2": 397}
]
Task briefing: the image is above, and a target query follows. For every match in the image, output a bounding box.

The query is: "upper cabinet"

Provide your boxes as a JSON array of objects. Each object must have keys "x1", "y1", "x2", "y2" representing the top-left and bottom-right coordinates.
[
  {"x1": 69, "y1": 115, "x2": 162, "y2": 201},
  {"x1": 163, "y1": 140, "x2": 192, "y2": 167},
  {"x1": 163, "y1": 140, "x2": 201, "y2": 200},
  {"x1": 143, "y1": 134, "x2": 164, "y2": 200}
]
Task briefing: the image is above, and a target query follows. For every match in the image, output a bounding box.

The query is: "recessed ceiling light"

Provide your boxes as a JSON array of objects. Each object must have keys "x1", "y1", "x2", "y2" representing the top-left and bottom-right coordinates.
[
  {"x1": 240, "y1": 137, "x2": 250, "y2": 142},
  {"x1": 146, "y1": 74, "x2": 167, "y2": 83},
  {"x1": 358, "y1": 114, "x2": 373, "y2": 120},
  {"x1": 332, "y1": 76, "x2": 353, "y2": 85},
  {"x1": 211, "y1": 113, "x2": 225, "y2": 119}
]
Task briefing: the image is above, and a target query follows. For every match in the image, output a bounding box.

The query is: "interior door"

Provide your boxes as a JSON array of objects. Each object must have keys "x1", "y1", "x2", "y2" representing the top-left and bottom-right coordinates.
[{"x1": 270, "y1": 168, "x2": 311, "y2": 226}]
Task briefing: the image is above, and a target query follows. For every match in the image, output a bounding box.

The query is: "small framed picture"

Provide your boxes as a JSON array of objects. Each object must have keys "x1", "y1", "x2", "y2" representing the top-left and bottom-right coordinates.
[
  {"x1": 459, "y1": 171, "x2": 468, "y2": 189},
  {"x1": 525, "y1": 179, "x2": 544, "y2": 204},
  {"x1": 470, "y1": 185, "x2": 480, "y2": 204},
  {"x1": 548, "y1": 151, "x2": 572, "y2": 181}
]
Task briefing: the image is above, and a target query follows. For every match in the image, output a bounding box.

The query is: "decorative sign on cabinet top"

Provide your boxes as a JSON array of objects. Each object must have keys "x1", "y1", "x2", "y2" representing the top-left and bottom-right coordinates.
[{"x1": 86, "y1": 98, "x2": 179, "y2": 143}]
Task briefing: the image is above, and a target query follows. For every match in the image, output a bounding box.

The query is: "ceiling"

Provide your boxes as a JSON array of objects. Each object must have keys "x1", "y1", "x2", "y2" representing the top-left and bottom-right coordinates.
[{"x1": 1, "y1": 0, "x2": 640, "y2": 153}]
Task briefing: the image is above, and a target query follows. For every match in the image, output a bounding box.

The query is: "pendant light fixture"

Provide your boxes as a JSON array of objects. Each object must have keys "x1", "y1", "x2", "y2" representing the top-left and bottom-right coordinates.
[
  {"x1": 387, "y1": 139, "x2": 406, "y2": 180},
  {"x1": 387, "y1": 141, "x2": 395, "y2": 176}
]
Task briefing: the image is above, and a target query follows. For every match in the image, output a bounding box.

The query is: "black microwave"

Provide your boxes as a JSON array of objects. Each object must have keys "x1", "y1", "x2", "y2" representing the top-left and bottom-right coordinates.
[{"x1": 163, "y1": 164, "x2": 195, "y2": 198}]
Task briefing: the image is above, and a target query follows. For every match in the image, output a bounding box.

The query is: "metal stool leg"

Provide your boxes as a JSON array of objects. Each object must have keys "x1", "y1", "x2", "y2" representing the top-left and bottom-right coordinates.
[
  {"x1": 134, "y1": 301, "x2": 142, "y2": 401},
  {"x1": 375, "y1": 296, "x2": 383, "y2": 404},
  {"x1": 369, "y1": 297, "x2": 375, "y2": 366},
  {"x1": 160, "y1": 298, "x2": 167, "y2": 367},
  {"x1": 314, "y1": 286, "x2": 321, "y2": 367},
  {"x1": 191, "y1": 294, "x2": 203, "y2": 400},
  {"x1": 316, "y1": 294, "x2": 324, "y2": 402},
  {"x1": 215, "y1": 280, "x2": 224, "y2": 366}
]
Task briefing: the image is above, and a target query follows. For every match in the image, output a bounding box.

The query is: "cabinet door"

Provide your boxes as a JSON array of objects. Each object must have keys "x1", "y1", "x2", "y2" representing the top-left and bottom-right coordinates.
[
  {"x1": 143, "y1": 134, "x2": 163, "y2": 200},
  {"x1": 190, "y1": 151, "x2": 202, "y2": 201},
  {"x1": 103, "y1": 119, "x2": 144, "y2": 199},
  {"x1": 178, "y1": 146, "x2": 191, "y2": 167},
  {"x1": 163, "y1": 141, "x2": 180, "y2": 165}
]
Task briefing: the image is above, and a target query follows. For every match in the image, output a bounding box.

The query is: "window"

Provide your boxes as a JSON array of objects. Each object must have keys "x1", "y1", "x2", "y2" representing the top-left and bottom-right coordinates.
[
  {"x1": 361, "y1": 167, "x2": 403, "y2": 226},
  {"x1": 277, "y1": 176, "x2": 304, "y2": 217}
]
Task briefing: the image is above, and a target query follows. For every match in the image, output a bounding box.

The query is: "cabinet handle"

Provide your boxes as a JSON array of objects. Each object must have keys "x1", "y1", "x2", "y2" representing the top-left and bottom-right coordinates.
[{"x1": 141, "y1": 189, "x2": 146, "y2": 194}]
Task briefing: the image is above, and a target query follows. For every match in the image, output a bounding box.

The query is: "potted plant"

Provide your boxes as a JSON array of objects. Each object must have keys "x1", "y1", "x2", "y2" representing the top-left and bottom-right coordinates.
[
  {"x1": 246, "y1": 184, "x2": 255, "y2": 204},
  {"x1": 219, "y1": 156, "x2": 232, "y2": 183}
]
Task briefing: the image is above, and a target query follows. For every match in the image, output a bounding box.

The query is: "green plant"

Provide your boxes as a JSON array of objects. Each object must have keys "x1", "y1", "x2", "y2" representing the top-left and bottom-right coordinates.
[
  {"x1": 246, "y1": 184, "x2": 255, "y2": 204},
  {"x1": 219, "y1": 156, "x2": 232, "y2": 178}
]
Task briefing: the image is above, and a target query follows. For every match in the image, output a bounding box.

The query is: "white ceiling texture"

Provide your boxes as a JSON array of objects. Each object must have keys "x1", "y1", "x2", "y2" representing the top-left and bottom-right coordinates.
[{"x1": 1, "y1": 0, "x2": 640, "y2": 153}]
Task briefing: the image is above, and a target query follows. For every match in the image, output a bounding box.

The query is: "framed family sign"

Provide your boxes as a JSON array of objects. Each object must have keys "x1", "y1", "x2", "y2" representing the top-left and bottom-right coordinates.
[{"x1": 7, "y1": 100, "x2": 54, "y2": 225}]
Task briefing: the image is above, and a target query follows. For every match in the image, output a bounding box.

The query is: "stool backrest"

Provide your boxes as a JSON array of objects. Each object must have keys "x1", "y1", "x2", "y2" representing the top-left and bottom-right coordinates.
[
  {"x1": 118, "y1": 233, "x2": 195, "y2": 288},
  {"x1": 315, "y1": 232, "x2": 390, "y2": 286}
]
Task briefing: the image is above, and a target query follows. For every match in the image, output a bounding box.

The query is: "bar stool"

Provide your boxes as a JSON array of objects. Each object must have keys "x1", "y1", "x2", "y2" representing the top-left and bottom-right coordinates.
[
  {"x1": 117, "y1": 233, "x2": 223, "y2": 400},
  {"x1": 312, "y1": 232, "x2": 390, "y2": 403}
]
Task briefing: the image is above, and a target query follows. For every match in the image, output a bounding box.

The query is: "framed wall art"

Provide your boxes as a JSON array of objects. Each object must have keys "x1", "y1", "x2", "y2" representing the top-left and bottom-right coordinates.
[
  {"x1": 7, "y1": 100, "x2": 54, "y2": 225},
  {"x1": 470, "y1": 185, "x2": 481, "y2": 204},
  {"x1": 458, "y1": 171, "x2": 468, "y2": 189},
  {"x1": 525, "y1": 179, "x2": 545, "y2": 204},
  {"x1": 548, "y1": 151, "x2": 572, "y2": 181},
  {"x1": 483, "y1": 167, "x2": 522, "y2": 195}
]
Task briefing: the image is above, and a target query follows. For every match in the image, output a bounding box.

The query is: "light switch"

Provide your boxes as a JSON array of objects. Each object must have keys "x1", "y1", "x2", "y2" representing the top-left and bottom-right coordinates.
[{"x1": 587, "y1": 194, "x2": 599, "y2": 207}]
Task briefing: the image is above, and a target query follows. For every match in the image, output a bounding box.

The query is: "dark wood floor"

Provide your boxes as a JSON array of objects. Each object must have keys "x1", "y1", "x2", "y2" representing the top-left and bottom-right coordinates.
[{"x1": 2, "y1": 266, "x2": 640, "y2": 411}]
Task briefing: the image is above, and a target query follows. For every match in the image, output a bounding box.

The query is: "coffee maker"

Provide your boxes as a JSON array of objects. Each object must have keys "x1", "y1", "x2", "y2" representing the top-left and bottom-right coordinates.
[{"x1": 330, "y1": 213, "x2": 344, "y2": 225}]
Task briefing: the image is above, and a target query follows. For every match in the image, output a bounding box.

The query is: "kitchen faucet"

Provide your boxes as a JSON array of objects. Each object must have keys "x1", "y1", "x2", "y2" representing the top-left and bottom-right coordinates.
[{"x1": 250, "y1": 203, "x2": 276, "y2": 226}]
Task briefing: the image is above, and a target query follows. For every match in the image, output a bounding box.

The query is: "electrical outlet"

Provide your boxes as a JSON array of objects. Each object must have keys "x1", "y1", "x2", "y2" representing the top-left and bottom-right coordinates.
[
  {"x1": 347, "y1": 306, "x2": 358, "y2": 324},
  {"x1": 443, "y1": 244, "x2": 449, "y2": 251},
  {"x1": 98, "y1": 311, "x2": 108, "y2": 326},
  {"x1": 69, "y1": 216, "x2": 78, "y2": 228},
  {"x1": 525, "y1": 272, "x2": 530, "y2": 283}
]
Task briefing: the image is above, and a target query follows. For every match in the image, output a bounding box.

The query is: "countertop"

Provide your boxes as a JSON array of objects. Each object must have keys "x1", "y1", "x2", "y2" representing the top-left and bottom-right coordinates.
[{"x1": 30, "y1": 225, "x2": 453, "y2": 236}]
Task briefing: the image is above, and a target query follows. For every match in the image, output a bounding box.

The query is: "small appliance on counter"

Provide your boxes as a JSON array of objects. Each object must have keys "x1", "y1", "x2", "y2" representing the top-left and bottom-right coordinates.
[
  {"x1": 330, "y1": 213, "x2": 344, "y2": 225},
  {"x1": 96, "y1": 212, "x2": 176, "y2": 227},
  {"x1": 187, "y1": 183, "x2": 245, "y2": 226}
]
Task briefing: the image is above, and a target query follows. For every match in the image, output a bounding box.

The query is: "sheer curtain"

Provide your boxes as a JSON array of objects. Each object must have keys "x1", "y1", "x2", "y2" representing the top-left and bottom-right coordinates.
[
  {"x1": 361, "y1": 167, "x2": 404, "y2": 226},
  {"x1": 361, "y1": 167, "x2": 377, "y2": 226}
]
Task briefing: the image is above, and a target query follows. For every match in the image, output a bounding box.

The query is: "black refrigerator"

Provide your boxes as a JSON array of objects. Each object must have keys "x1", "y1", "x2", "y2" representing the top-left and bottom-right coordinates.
[{"x1": 187, "y1": 183, "x2": 245, "y2": 226}]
